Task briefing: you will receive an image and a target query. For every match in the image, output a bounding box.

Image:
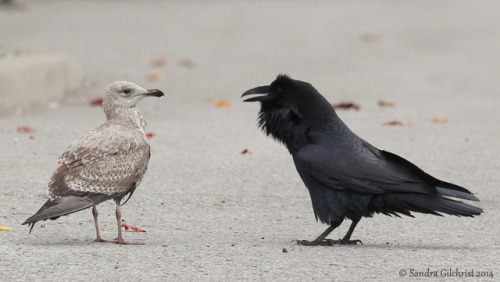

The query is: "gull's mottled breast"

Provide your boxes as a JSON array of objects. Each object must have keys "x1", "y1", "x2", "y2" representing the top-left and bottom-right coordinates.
[{"x1": 49, "y1": 119, "x2": 150, "y2": 197}]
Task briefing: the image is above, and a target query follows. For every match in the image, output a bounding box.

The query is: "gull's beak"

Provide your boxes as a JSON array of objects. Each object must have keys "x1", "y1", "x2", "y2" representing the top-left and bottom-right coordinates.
[
  {"x1": 143, "y1": 89, "x2": 165, "y2": 98},
  {"x1": 241, "y1": 85, "x2": 273, "y2": 102}
]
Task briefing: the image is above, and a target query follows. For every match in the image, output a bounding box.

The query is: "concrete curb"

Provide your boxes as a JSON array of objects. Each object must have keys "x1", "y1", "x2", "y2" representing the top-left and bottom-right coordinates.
[{"x1": 0, "y1": 54, "x2": 82, "y2": 115}]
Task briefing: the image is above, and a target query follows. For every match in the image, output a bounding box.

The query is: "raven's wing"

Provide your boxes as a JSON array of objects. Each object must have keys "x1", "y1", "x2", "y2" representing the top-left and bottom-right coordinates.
[{"x1": 293, "y1": 142, "x2": 478, "y2": 201}]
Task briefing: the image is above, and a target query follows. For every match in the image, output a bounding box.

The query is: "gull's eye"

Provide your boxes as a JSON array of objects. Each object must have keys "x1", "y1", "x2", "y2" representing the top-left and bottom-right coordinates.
[{"x1": 122, "y1": 88, "x2": 132, "y2": 94}]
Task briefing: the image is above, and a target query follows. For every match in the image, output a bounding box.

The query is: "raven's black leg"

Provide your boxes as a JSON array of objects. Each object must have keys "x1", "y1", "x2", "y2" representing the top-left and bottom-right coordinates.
[
  {"x1": 297, "y1": 219, "x2": 362, "y2": 246},
  {"x1": 338, "y1": 219, "x2": 362, "y2": 245},
  {"x1": 297, "y1": 221, "x2": 341, "y2": 246}
]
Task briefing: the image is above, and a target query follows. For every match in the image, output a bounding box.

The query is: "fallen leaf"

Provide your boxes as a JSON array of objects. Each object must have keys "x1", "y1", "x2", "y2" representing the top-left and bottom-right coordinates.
[
  {"x1": 17, "y1": 126, "x2": 36, "y2": 133},
  {"x1": 90, "y1": 98, "x2": 103, "y2": 106},
  {"x1": 151, "y1": 58, "x2": 166, "y2": 67},
  {"x1": 207, "y1": 98, "x2": 231, "y2": 108},
  {"x1": 383, "y1": 120, "x2": 407, "y2": 126},
  {"x1": 212, "y1": 27, "x2": 234, "y2": 38},
  {"x1": 332, "y1": 102, "x2": 360, "y2": 110},
  {"x1": 121, "y1": 224, "x2": 146, "y2": 232},
  {"x1": 361, "y1": 31, "x2": 381, "y2": 42},
  {"x1": 147, "y1": 73, "x2": 165, "y2": 81},
  {"x1": 378, "y1": 100, "x2": 395, "y2": 107},
  {"x1": 216, "y1": 100, "x2": 231, "y2": 108},
  {"x1": 240, "y1": 149, "x2": 252, "y2": 155},
  {"x1": 146, "y1": 133, "x2": 155, "y2": 139},
  {"x1": 430, "y1": 117, "x2": 449, "y2": 123},
  {"x1": 0, "y1": 225, "x2": 12, "y2": 231},
  {"x1": 179, "y1": 58, "x2": 197, "y2": 70}
]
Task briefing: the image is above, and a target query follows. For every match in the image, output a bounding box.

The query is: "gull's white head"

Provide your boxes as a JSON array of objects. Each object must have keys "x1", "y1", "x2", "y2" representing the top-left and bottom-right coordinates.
[{"x1": 103, "y1": 81, "x2": 164, "y2": 119}]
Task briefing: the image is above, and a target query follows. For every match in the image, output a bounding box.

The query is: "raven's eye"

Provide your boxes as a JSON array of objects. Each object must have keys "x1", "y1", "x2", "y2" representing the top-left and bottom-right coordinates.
[
  {"x1": 274, "y1": 87, "x2": 284, "y2": 97},
  {"x1": 122, "y1": 88, "x2": 131, "y2": 94}
]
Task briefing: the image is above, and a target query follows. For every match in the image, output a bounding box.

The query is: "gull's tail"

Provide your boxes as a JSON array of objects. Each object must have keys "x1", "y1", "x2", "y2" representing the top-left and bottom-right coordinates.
[{"x1": 22, "y1": 196, "x2": 95, "y2": 233}]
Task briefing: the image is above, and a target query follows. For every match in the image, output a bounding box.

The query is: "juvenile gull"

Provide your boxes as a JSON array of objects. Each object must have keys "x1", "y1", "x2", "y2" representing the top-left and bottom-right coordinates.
[{"x1": 22, "y1": 81, "x2": 164, "y2": 245}]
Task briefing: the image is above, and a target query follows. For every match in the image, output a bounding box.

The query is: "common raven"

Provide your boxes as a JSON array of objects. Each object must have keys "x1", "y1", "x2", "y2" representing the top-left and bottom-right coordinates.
[{"x1": 242, "y1": 74, "x2": 482, "y2": 246}]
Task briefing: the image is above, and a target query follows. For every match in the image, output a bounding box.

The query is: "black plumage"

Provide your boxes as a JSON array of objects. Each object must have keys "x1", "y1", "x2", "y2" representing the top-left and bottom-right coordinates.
[{"x1": 242, "y1": 74, "x2": 482, "y2": 245}]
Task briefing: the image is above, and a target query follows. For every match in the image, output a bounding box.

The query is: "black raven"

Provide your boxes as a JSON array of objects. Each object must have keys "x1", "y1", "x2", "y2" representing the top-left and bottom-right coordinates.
[{"x1": 242, "y1": 74, "x2": 482, "y2": 246}]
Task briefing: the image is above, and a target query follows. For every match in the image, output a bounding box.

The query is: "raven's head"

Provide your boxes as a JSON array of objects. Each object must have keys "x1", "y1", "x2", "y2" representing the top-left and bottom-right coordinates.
[{"x1": 242, "y1": 74, "x2": 335, "y2": 151}]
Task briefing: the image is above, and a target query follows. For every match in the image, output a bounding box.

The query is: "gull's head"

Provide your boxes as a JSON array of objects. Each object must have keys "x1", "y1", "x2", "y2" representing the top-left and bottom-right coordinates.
[{"x1": 103, "y1": 81, "x2": 164, "y2": 118}]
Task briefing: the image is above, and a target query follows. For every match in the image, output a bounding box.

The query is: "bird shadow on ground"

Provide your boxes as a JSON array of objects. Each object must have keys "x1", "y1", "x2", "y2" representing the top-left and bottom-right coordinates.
[
  {"x1": 359, "y1": 242, "x2": 485, "y2": 251},
  {"x1": 289, "y1": 240, "x2": 485, "y2": 251},
  {"x1": 18, "y1": 240, "x2": 92, "y2": 247},
  {"x1": 21, "y1": 238, "x2": 144, "y2": 247}
]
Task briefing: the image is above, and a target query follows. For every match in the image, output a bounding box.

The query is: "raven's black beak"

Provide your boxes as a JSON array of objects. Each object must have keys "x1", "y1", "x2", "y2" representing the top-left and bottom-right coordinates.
[
  {"x1": 241, "y1": 85, "x2": 273, "y2": 102},
  {"x1": 143, "y1": 89, "x2": 165, "y2": 98}
]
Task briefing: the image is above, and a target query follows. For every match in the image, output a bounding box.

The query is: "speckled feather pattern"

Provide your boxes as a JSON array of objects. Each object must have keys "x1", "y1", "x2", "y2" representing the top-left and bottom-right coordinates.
[
  {"x1": 48, "y1": 82, "x2": 152, "y2": 200},
  {"x1": 49, "y1": 120, "x2": 150, "y2": 197},
  {"x1": 22, "y1": 81, "x2": 164, "y2": 236}
]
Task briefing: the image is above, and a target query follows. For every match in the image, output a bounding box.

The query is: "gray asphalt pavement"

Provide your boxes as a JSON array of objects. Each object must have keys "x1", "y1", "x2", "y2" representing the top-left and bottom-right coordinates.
[{"x1": 0, "y1": 0, "x2": 499, "y2": 281}]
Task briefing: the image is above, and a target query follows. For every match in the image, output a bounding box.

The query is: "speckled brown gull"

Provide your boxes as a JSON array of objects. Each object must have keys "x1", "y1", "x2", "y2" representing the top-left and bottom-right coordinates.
[{"x1": 22, "y1": 81, "x2": 164, "y2": 245}]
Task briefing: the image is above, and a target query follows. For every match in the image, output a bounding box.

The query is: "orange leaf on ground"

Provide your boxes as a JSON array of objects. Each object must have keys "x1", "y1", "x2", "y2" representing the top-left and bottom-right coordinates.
[
  {"x1": 212, "y1": 27, "x2": 234, "y2": 38},
  {"x1": 216, "y1": 100, "x2": 231, "y2": 108},
  {"x1": 383, "y1": 120, "x2": 407, "y2": 126},
  {"x1": 430, "y1": 117, "x2": 449, "y2": 123},
  {"x1": 147, "y1": 73, "x2": 165, "y2": 81},
  {"x1": 361, "y1": 32, "x2": 381, "y2": 42},
  {"x1": 17, "y1": 126, "x2": 37, "y2": 133},
  {"x1": 90, "y1": 98, "x2": 103, "y2": 106},
  {"x1": 0, "y1": 225, "x2": 13, "y2": 231},
  {"x1": 378, "y1": 100, "x2": 395, "y2": 107},
  {"x1": 332, "y1": 102, "x2": 360, "y2": 110},
  {"x1": 146, "y1": 133, "x2": 155, "y2": 139},
  {"x1": 121, "y1": 224, "x2": 146, "y2": 232},
  {"x1": 151, "y1": 58, "x2": 166, "y2": 67},
  {"x1": 207, "y1": 98, "x2": 231, "y2": 108}
]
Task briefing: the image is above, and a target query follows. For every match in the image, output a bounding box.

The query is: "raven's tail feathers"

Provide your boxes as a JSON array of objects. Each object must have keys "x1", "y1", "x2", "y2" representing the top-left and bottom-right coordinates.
[
  {"x1": 390, "y1": 193, "x2": 483, "y2": 217},
  {"x1": 435, "y1": 184, "x2": 479, "y2": 202}
]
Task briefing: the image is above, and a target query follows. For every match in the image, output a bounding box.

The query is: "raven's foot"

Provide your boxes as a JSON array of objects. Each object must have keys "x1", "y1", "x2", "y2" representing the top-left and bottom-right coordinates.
[
  {"x1": 297, "y1": 239, "x2": 363, "y2": 246},
  {"x1": 338, "y1": 239, "x2": 362, "y2": 245}
]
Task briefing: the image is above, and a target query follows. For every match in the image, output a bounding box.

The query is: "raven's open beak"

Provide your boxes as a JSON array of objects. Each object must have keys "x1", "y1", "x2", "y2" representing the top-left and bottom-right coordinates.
[
  {"x1": 143, "y1": 89, "x2": 165, "y2": 98},
  {"x1": 241, "y1": 85, "x2": 273, "y2": 102}
]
